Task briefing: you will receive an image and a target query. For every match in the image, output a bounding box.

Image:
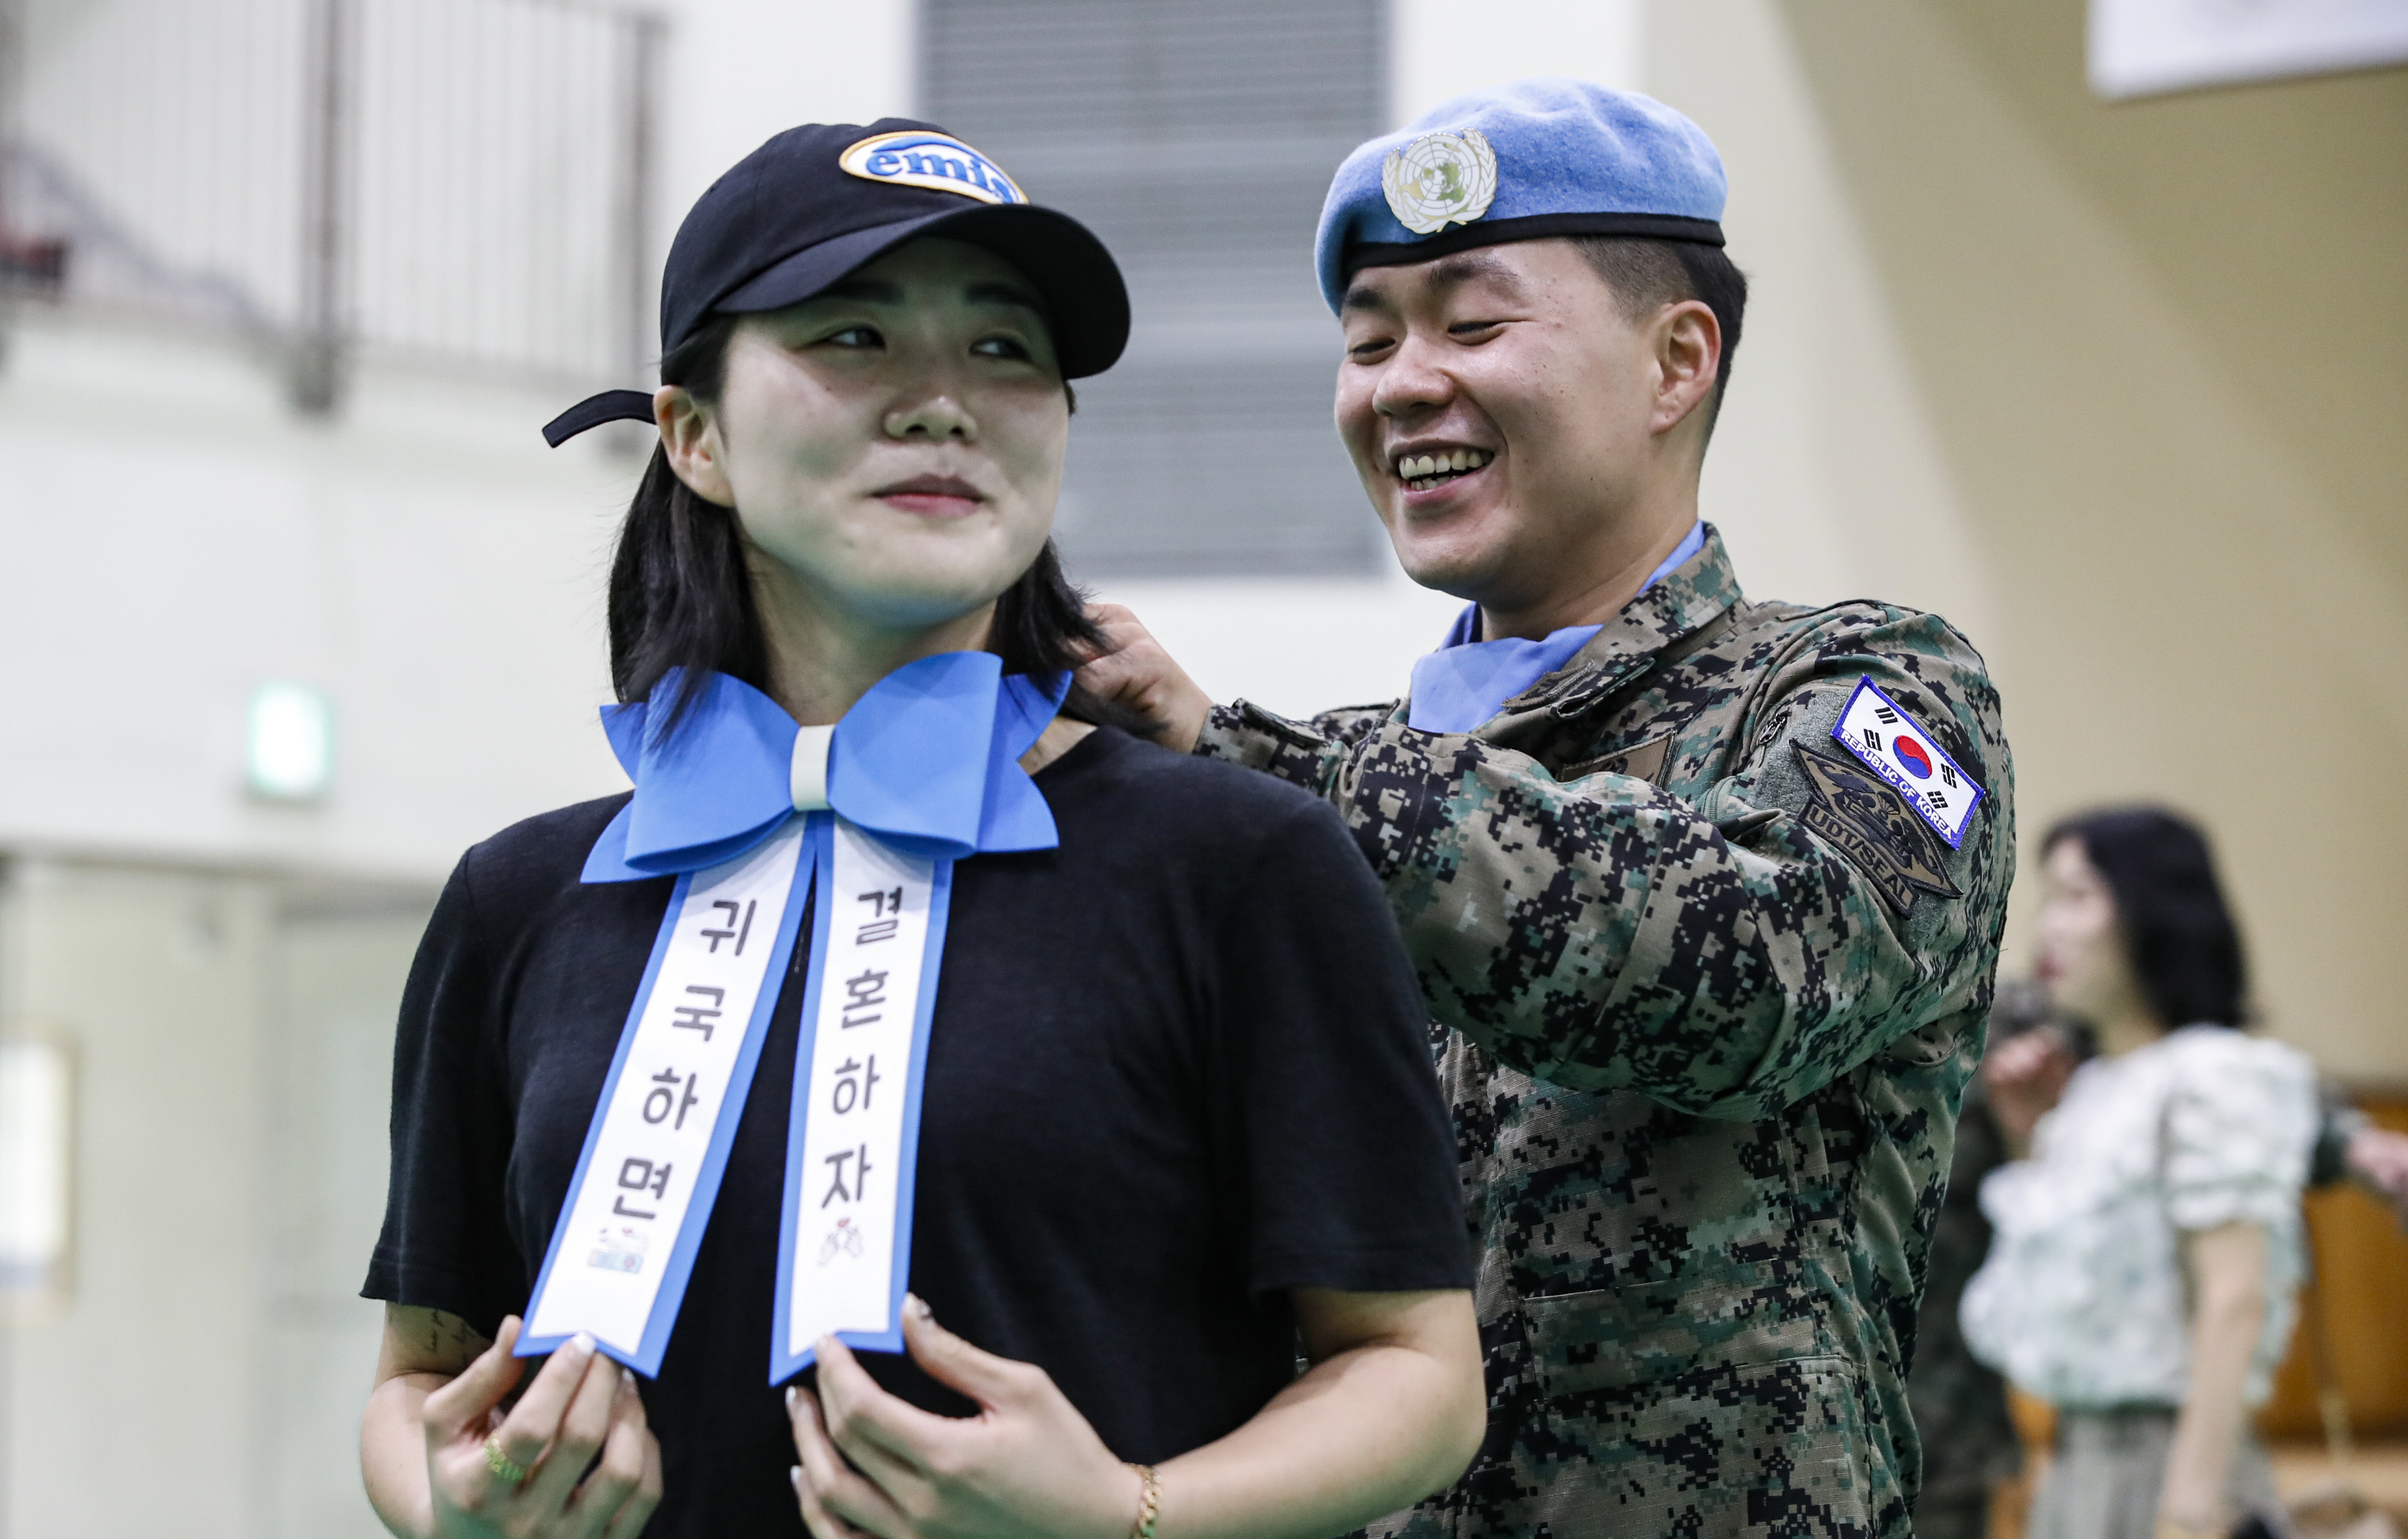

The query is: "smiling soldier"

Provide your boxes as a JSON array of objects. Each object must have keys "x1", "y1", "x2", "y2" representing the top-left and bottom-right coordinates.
[{"x1": 1083, "y1": 79, "x2": 2014, "y2": 1539}]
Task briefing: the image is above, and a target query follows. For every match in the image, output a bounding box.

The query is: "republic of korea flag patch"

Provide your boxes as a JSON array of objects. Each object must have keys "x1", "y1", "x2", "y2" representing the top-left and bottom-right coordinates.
[{"x1": 1831, "y1": 677, "x2": 1985, "y2": 850}]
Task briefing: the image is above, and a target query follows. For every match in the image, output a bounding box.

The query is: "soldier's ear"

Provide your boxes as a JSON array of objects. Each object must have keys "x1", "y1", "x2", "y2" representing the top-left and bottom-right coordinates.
[{"x1": 1650, "y1": 301, "x2": 1721, "y2": 439}]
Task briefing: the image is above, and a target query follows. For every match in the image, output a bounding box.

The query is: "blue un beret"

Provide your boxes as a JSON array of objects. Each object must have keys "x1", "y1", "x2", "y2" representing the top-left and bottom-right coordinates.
[{"x1": 1314, "y1": 77, "x2": 1727, "y2": 313}]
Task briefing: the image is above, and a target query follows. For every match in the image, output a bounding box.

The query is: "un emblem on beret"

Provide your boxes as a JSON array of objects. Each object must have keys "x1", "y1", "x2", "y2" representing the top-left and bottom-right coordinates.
[{"x1": 1382, "y1": 129, "x2": 1498, "y2": 235}]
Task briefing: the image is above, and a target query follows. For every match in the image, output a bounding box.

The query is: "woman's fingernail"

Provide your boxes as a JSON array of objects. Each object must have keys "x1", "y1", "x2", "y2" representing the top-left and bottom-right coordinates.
[
  {"x1": 784, "y1": 1384, "x2": 797, "y2": 1410},
  {"x1": 620, "y1": 1366, "x2": 633, "y2": 1388},
  {"x1": 571, "y1": 1330, "x2": 597, "y2": 1355},
  {"x1": 907, "y1": 1293, "x2": 934, "y2": 1322},
  {"x1": 790, "y1": 1464, "x2": 804, "y2": 1488}
]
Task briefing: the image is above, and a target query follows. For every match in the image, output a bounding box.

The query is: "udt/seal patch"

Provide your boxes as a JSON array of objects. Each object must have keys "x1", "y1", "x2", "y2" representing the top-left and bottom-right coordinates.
[
  {"x1": 1793, "y1": 745, "x2": 1962, "y2": 915},
  {"x1": 1382, "y1": 129, "x2": 1498, "y2": 234},
  {"x1": 840, "y1": 130, "x2": 1026, "y2": 205},
  {"x1": 1831, "y1": 677, "x2": 1985, "y2": 848}
]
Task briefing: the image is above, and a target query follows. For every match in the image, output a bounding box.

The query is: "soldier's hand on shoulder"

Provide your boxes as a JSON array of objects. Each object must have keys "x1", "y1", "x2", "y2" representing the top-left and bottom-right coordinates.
[{"x1": 1077, "y1": 603, "x2": 1214, "y2": 753}]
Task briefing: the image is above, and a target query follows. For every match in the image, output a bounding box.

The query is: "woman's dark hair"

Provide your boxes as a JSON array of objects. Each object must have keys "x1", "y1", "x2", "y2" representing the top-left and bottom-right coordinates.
[
  {"x1": 606, "y1": 313, "x2": 1147, "y2": 736},
  {"x1": 2044, "y1": 806, "x2": 2247, "y2": 1028}
]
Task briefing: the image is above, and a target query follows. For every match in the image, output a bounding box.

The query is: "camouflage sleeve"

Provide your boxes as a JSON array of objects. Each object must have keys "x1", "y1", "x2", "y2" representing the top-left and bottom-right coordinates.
[
  {"x1": 1196, "y1": 698, "x2": 1398, "y2": 791},
  {"x1": 1199, "y1": 609, "x2": 2013, "y2": 1118}
]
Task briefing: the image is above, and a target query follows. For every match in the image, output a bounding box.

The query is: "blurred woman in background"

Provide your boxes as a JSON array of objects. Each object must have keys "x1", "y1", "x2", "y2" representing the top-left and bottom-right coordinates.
[{"x1": 1965, "y1": 807, "x2": 2315, "y2": 1539}]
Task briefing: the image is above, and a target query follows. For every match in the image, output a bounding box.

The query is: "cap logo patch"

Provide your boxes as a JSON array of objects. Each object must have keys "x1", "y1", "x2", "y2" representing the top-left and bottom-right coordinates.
[
  {"x1": 839, "y1": 131, "x2": 1025, "y2": 205},
  {"x1": 1382, "y1": 129, "x2": 1497, "y2": 235}
]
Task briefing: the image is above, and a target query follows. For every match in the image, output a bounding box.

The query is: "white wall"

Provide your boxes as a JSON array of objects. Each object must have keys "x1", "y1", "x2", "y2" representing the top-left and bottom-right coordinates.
[
  {"x1": 1651, "y1": 0, "x2": 1996, "y2": 645},
  {"x1": 0, "y1": 316, "x2": 636, "y2": 883},
  {"x1": 0, "y1": 860, "x2": 423, "y2": 1539},
  {"x1": 651, "y1": 0, "x2": 915, "y2": 268},
  {"x1": 261, "y1": 895, "x2": 429, "y2": 1539},
  {"x1": 1392, "y1": 0, "x2": 1643, "y2": 124},
  {"x1": 0, "y1": 861, "x2": 275, "y2": 1538}
]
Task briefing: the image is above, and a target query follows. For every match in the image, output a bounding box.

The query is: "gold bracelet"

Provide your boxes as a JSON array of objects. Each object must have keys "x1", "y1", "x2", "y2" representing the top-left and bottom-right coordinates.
[{"x1": 1127, "y1": 1462, "x2": 1161, "y2": 1539}]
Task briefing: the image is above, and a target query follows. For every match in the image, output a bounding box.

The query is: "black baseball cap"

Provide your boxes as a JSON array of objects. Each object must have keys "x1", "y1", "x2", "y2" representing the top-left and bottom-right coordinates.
[{"x1": 544, "y1": 118, "x2": 1129, "y2": 446}]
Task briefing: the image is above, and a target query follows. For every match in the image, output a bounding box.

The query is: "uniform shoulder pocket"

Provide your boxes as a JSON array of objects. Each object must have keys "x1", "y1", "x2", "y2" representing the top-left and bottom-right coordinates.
[
  {"x1": 1879, "y1": 1019, "x2": 1959, "y2": 1068},
  {"x1": 1521, "y1": 1282, "x2": 1826, "y2": 1398}
]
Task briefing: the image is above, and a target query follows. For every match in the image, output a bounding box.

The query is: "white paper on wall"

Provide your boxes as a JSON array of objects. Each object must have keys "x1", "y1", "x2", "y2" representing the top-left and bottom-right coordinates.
[{"x1": 2091, "y1": 0, "x2": 2408, "y2": 101}]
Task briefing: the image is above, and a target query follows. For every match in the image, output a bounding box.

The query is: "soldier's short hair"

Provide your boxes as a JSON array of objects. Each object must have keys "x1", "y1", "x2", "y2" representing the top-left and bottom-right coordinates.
[{"x1": 1570, "y1": 235, "x2": 1750, "y2": 441}]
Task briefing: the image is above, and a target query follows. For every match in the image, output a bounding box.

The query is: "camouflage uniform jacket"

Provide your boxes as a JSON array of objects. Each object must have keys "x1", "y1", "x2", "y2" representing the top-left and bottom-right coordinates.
[
  {"x1": 1907, "y1": 1077, "x2": 2022, "y2": 1534},
  {"x1": 1196, "y1": 527, "x2": 2014, "y2": 1539}
]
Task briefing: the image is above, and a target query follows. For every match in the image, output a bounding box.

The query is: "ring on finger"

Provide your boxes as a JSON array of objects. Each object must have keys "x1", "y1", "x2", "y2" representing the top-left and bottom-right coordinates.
[{"x1": 485, "y1": 1434, "x2": 533, "y2": 1485}]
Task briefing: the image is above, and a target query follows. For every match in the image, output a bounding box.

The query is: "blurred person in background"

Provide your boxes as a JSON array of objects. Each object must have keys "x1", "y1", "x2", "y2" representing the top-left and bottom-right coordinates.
[
  {"x1": 1909, "y1": 980, "x2": 2088, "y2": 1539},
  {"x1": 2309, "y1": 1084, "x2": 2408, "y2": 1220},
  {"x1": 1966, "y1": 808, "x2": 2316, "y2": 1539},
  {"x1": 358, "y1": 120, "x2": 1484, "y2": 1539},
  {"x1": 1930, "y1": 977, "x2": 2408, "y2": 1539}
]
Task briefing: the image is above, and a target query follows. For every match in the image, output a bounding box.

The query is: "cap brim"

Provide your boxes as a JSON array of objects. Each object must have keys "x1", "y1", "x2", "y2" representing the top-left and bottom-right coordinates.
[{"x1": 713, "y1": 203, "x2": 1129, "y2": 379}]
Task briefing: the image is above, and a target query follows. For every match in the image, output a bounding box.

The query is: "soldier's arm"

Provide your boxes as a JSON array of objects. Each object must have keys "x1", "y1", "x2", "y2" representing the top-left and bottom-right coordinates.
[{"x1": 1200, "y1": 609, "x2": 2013, "y2": 1118}]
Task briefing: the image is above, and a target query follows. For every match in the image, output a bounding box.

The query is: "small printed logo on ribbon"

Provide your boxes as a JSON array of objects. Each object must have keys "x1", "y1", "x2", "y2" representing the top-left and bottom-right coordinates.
[
  {"x1": 819, "y1": 1216, "x2": 867, "y2": 1266},
  {"x1": 1829, "y1": 676, "x2": 1985, "y2": 850},
  {"x1": 588, "y1": 1225, "x2": 648, "y2": 1275},
  {"x1": 1382, "y1": 129, "x2": 1498, "y2": 235},
  {"x1": 839, "y1": 131, "x2": 1025, "y2": 205}
]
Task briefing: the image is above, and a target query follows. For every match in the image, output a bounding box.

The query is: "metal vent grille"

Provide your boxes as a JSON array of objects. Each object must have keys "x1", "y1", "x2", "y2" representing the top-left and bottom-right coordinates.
[{"x1": 921, "y1": 0, "x2": 1388, "y2": 576}]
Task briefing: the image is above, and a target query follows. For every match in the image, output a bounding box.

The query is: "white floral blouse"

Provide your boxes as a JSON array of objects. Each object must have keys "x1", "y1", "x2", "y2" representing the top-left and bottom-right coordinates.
[{"x1": 1961, "y1": 1024, "x2": 2316, "y2": 1409}]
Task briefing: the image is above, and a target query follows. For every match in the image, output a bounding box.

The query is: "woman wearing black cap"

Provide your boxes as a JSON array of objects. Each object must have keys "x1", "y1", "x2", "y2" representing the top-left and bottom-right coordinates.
[{"x1": 356, "y1": 122, "x2": 1483, "y2": 1539}]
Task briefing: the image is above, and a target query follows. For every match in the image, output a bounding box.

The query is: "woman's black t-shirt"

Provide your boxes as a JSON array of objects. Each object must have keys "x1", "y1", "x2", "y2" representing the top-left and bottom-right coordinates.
[{"x1": 364, "y1": 726, "x2": 1471, "y2": 1536}]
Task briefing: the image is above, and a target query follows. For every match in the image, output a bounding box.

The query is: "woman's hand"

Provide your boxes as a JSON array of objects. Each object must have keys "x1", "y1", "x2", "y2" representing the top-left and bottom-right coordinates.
[
  {"x1": 1076, "y1": 603, "x2": 1213, "y2": 754},
  {"x1": 2347, "y1": 1125, "x2": 2408, "y2": 1217},
  {"x1": 362, "y1": 1309, "x2": 663, "y2": 1539},
  {"x1": 790, "y1": 1288, "x2": 1482, "y2": 1539},
  {"x1": 1983, "y1": 1027, "x2": 2078, "y2": 1157},
  {"x1": 789, "y1": 1296, "x2": 1140, "y2": 1539}
]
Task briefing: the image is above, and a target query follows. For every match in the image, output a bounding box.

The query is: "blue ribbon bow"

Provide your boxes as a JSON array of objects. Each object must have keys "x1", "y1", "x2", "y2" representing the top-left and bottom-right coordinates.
[{"x1": 582, "y1": 654, "x2": 1072, "y2": 883}]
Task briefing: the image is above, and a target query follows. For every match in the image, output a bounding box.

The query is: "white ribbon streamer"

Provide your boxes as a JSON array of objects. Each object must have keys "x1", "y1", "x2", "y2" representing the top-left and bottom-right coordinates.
[
  {"x1": 522, "y1": 822, "x2": 809, "y2": 1366},
  {"x1": 774, "y1": 815, "x2": 946, "y2": 1372}
]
